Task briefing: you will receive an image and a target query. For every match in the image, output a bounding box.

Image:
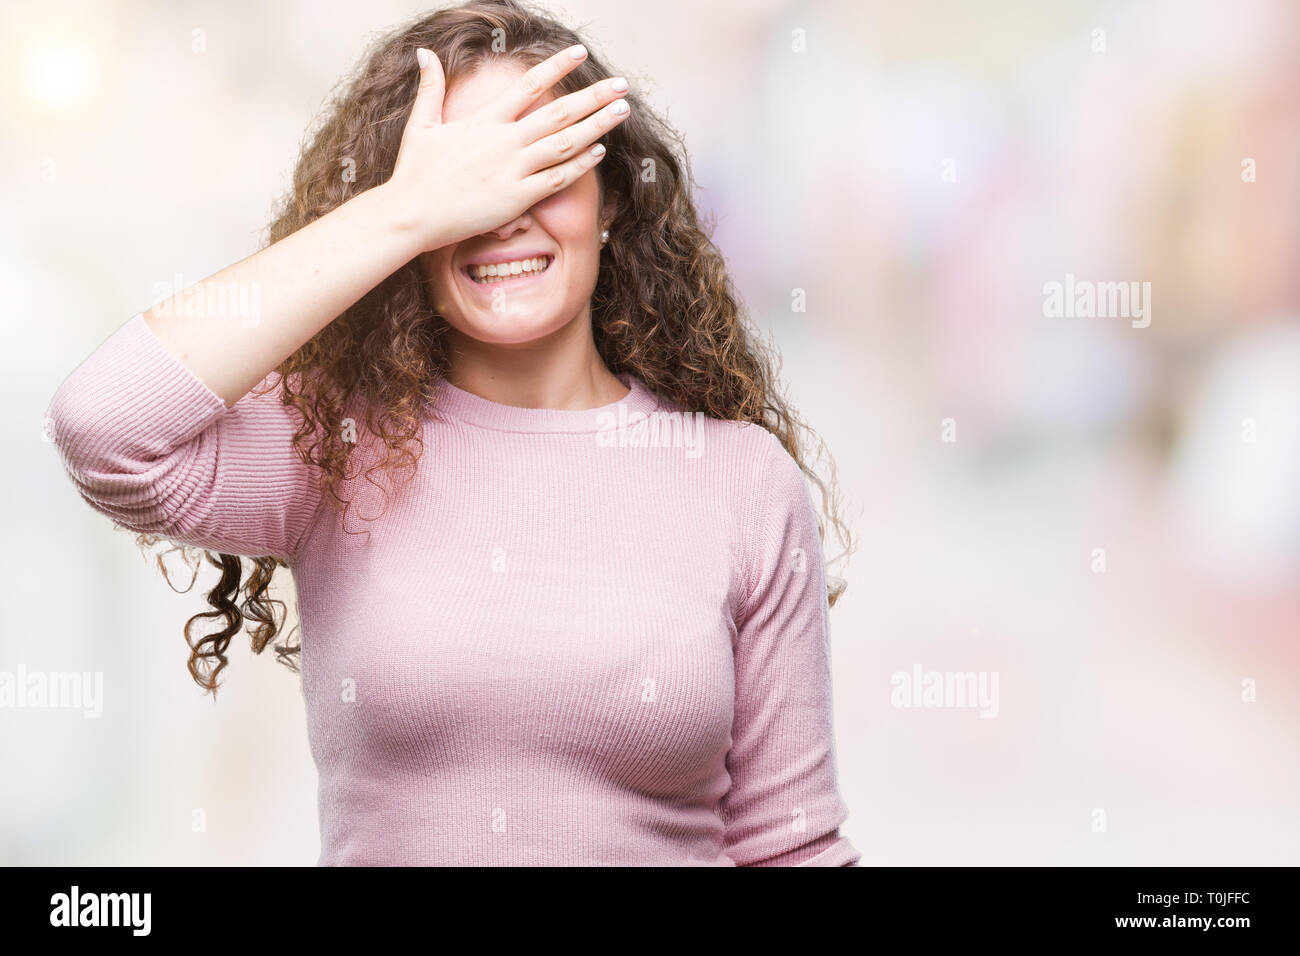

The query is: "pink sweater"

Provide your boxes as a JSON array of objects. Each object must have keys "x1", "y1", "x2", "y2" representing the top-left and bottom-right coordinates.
[{"x1": 46, "y1": 314, "x2": 860, "y2": 866}]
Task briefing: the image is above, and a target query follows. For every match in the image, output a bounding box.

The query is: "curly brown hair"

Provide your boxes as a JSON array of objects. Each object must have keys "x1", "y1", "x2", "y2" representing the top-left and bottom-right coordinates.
[{"x1": 145, "y1": 0, "x2": 854, "y2": 696}]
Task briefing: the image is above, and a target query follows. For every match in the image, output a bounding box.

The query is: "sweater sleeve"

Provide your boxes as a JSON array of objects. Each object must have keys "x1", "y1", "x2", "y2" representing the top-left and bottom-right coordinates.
[
  {"x1": 44, "y1": 313, "x2": 322, "y2": 562},
  {"x1": 721, "y1": 431, "x2": 861, "y2": 866}
]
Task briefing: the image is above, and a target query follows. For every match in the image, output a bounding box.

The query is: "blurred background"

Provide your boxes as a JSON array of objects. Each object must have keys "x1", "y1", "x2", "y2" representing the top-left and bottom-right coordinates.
[{"x1": 3, "y1": 0, "x2": 1297, "y2": 865}]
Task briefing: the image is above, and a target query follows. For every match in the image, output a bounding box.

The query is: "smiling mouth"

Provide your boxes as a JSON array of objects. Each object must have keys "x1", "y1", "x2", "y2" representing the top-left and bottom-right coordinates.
[{"x1": 464, "y1": 255, "x2": 554, "y2": 285}]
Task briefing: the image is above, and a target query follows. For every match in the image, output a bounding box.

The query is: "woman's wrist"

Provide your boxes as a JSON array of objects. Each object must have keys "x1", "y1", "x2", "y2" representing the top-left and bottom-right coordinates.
[{"x1": 363, "y1": 181, "x2": 451, "y2": 260}]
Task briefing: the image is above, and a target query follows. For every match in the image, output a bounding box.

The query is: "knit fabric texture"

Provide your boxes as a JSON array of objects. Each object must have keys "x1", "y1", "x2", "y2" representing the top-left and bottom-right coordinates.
[{"x1": 46, "y1": 313, "x2": 860, "y2": 866}]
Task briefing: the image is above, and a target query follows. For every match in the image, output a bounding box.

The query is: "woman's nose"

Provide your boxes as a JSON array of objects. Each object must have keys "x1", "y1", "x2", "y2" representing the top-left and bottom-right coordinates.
[{"x1": 488, "y1": 210, "x2": 533, "y2": 239}]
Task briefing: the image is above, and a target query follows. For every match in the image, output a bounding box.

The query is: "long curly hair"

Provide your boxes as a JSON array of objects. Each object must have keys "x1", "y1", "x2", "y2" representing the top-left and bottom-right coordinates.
[{"x1": 146, "y1": 0, "x2": 854, "y2": 696}]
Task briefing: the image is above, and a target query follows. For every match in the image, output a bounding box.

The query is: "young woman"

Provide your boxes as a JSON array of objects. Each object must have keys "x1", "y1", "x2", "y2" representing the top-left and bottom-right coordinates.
[{"x1": 46, "y1": 0, "x2": 859, "y2": 866}]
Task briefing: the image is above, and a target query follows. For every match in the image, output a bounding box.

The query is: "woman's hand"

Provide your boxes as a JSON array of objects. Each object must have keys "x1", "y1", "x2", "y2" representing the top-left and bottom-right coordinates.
[
  {"x1": 387, "y1": 43, "x2": 631, "y2": 252},
  {"x1": 136, "y1": 46, "x2": 631, "y2": 407}
]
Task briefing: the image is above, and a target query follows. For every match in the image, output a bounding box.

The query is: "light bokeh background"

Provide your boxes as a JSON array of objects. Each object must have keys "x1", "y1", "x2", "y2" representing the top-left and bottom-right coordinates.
[{"x1": 4, "y1": 0, "x2": 1298, "y2": 865}]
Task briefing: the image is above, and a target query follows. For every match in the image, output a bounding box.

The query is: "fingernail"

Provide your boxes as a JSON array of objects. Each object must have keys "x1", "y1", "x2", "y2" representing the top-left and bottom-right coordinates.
[
  {"x1": 417, "y1": 48, "x2": 431, "y2": 69},
  {"x1": 610, "y1": 76, "x2": 628, "y2": 92},
  {"x1": 591, "y1": 143, "x2": 606, "y2": 157},
  {"x1": 611, "y1": 99, "x2": 629, "y2": 115},
  {"x1": 568, "y1": 44, "x2": 587, "y2": 59}
]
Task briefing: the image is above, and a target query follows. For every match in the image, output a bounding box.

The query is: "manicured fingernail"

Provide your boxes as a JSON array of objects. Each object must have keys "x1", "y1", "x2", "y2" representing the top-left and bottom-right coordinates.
[
  {"x1": 591, "y1": 143, "x2": 606, "y2": 157},
  {"x1": 568, "y1": 44, "x2": 587, "y2": 59},
  {"x1": 611, "y1": 99, "x2": 629, "y2": 114},
  {"x1": 610, "y1": 77, "x2": 628, "y2": 92},
  {"x1": 417, "y1": 48, "x2": 430, "y2": 69}
]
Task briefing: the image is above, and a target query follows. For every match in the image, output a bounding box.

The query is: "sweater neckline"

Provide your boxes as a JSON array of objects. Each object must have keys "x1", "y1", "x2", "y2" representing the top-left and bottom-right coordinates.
[{"x1": 429, "y1": 372, "x2": 661, "y2": 434}]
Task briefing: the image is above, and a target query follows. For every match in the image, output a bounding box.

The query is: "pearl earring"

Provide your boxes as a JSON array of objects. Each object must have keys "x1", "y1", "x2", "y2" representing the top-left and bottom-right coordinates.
[{"x1": 600, "y1": 229, "x2": 609, "y2": 246}]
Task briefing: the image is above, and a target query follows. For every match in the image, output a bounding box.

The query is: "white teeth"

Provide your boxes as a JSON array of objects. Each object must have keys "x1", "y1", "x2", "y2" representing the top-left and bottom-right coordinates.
[{"x1": 469, "y1": 256, "x2": 552, "y2": 283}]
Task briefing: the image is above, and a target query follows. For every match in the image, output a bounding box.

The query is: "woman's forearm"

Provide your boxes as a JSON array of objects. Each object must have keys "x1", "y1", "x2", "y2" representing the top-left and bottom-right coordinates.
[{"x1": 143, "y1": 182, "x2": 431, "y2": 407}]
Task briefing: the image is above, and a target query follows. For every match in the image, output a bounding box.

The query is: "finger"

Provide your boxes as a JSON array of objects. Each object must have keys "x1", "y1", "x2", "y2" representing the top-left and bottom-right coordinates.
[
  {"x1": 518, "y1": 97, "x2": 629, "y2": 176},
  {"x1": 407, "y1": 47, "x2": 446, "y2": 128},
  {"x1": 521, "y1": 141, "x2": 609, "y2": 203},
  {"x1": 514, "y1": 76, "x2": 629, "y2": 148},
  {"x1": 482, "y1": 43, "x2": 589, "y2": 123}
]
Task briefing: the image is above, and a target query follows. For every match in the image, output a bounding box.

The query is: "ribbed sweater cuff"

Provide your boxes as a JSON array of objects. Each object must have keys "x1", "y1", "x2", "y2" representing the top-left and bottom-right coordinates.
[{"x1": 794, "y1": 837, "x2": 862, "y2": 867}]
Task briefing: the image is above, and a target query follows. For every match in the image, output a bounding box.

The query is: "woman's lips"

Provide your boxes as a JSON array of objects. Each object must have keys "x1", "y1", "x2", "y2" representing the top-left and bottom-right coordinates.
[{"x1": 460, "y1": 258, "x2": 554, "y2": 294}]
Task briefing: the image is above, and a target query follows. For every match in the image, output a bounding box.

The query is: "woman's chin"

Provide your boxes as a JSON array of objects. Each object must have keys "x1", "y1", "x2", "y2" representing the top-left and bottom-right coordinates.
[{"x1": 449, "y1": 314, "x2": 570, "y2": 347}]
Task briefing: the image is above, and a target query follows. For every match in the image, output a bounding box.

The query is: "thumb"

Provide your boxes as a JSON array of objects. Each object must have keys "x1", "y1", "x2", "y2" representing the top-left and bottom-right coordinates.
[{"x1": 408, "y1": 47, "x2": 446, "y2": 127}]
